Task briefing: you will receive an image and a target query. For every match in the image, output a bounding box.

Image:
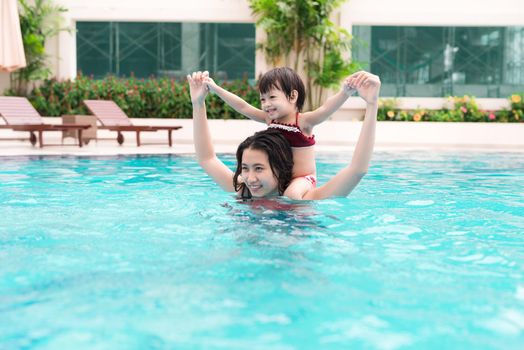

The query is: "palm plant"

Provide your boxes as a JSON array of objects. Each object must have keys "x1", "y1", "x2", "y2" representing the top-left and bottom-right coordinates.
[
  {"x1": 10, "y1": 0, "x2": 69, "y2": 95},
  {"x1": 249, "y1": 0, "x2": 359, "y2": 108}
]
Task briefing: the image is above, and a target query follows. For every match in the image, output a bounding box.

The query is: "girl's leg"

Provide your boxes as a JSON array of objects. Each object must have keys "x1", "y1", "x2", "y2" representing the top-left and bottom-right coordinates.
[{"x1": 283, "y1": 176, "x2": 316, "y2": 200}]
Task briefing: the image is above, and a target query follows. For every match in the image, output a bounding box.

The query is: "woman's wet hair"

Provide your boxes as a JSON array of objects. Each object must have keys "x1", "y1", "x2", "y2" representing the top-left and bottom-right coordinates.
[
  {"x1": 233, "y1": 129, "x2": 294, "y2": 199},
  {"x1": 258, "y1": 67, "x2": 306, "y2": 112}
]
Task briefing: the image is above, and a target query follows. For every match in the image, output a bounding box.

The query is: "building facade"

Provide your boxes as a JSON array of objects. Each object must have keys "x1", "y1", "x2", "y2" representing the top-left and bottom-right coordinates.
[{"x1": 1, "y1": 0, "x2": 523, "y2": 100}]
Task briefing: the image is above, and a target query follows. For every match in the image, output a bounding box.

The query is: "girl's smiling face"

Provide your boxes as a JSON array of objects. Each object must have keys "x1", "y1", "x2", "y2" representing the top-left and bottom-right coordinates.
[
  {"x1": 259, "y1": 87, "x2": 298, "y2": 121},
  {"x1": 241, "y1": 147, "x2": 279, "y2": 197}
]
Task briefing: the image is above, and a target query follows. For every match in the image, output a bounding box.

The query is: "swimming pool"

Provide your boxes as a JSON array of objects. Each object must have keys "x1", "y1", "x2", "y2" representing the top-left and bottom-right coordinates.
[{"x1": 1, "y1": 152, "x2": 523, "y2": 349}]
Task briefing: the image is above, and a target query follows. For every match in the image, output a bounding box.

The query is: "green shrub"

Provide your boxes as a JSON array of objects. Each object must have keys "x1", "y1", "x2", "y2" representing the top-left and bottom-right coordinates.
[
  {"x1": 377, "y1": 95, "x2": 523, "y2": 123},
  {"x1": 24, "y1": 75, "x2": 260, "y2": 119},
  {"x1": 8, "y1": 76, "x2": 524, "y2": 122},
  {"x1": 509, "y1": 93, "x2": 524, "y2": 122},
  {"x1": 377, "y1": 98, "x2": 398, "y2": 121}
]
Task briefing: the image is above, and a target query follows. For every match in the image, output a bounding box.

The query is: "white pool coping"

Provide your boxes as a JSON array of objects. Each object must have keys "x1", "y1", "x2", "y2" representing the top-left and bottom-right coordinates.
[{"x1": 0, "y1": 118, "x2": 523, "y2": 157}]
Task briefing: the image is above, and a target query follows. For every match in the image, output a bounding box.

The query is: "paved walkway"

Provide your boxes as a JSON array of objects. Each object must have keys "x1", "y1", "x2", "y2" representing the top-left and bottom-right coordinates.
[{"x1": 0, "y1": 118, "x2": 523, "y2": 156}]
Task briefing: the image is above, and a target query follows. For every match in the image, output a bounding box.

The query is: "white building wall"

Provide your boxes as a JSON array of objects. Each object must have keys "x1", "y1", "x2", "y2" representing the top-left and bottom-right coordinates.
[
  {"x1": 2, "y1": 0, "x2": 524, "y2": 92},
  {"x1": 60, "y1": 0, "x2": 252, "y2": 22},
  {"x1": 56, "y1": 0, "x2": 524, "y2": 25},
  {"x1": 341, "y1": 0, "x2": 524, "y2": 27}
]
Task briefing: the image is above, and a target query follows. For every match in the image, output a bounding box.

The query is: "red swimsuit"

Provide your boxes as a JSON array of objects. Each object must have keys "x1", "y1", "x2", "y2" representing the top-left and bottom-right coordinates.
[
  {"x1": 267, "y1": 113, "x2": 315, "y2": 147},
  {"x1": 267, "y1": 113, "x2": 317, "y2": 187}
]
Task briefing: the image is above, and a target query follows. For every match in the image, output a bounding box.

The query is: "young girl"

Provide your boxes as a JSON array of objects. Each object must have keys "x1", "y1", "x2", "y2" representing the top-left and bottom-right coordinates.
[
  {"x1": 204, "y1": 67, "x2": 358, "y2": 200},
  {"x1": 188, "y1": 70, "x2": 381, "y2": 201}
]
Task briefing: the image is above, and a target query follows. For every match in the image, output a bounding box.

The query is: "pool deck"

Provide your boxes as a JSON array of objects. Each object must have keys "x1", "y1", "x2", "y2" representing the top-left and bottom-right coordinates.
[{"x1": 0, "y1": 118, "x2": 523, "y2": 156}]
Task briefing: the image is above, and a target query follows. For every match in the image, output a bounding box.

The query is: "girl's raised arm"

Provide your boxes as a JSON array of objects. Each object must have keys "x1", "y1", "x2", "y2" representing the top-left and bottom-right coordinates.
[
  {"x1": 204, "y1": 76, "x2": 268, "y2": 124},
  {"x1": 300, "y1": 81, "x2": 355, "y2": 128},
  {"x1": 303, "y1": 72, "x2": 380, "y2": 200},
  {"x1": 188, "y1": 71, "x2": 236, "y2": 192}
]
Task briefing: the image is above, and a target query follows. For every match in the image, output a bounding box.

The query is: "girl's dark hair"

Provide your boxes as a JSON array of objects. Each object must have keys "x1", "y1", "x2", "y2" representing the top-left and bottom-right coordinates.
[
  {"x1": 258, "y1": 67, "x2": 306, "y2": 112},
  {"x1": 233, "y1": 129, "x2": 294, "y2": 199}
]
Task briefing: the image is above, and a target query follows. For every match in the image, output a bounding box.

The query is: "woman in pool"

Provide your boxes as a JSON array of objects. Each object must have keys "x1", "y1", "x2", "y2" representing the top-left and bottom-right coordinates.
[{"x1": 187, "y1": 70, "x2": 380, "y2": 200}]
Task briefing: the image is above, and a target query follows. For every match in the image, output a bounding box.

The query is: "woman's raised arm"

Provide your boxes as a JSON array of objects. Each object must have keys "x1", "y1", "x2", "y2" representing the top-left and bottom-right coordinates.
[
  {"x1": 188, "y1": 71, "x2": 236, "y2": 192},
  {"x1": 303, "y1": 72, "x2": 381, "y2": 200}
]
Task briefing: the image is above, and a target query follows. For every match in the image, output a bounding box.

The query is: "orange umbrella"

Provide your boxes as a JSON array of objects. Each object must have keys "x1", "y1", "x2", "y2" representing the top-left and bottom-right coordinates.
[{"x1": 0, "y1": 0, "x2": 27, "y2": 72}]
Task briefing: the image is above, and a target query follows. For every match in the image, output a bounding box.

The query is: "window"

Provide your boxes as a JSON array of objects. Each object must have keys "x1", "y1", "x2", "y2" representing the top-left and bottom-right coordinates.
[
  {"x1": 77, "y1": 22, "x2": 255, "y2": 80},
  {"x1": 352, "y1": 26, "x2": 524, "y2": 97}
]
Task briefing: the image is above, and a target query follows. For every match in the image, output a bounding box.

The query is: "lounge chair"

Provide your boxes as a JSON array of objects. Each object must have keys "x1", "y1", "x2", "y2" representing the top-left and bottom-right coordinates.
[
  {"x1": 0, "y1": 96, "x2": 91, "y2": 148},
  {"x1": 83, "y1": 100, "x2": 182, "y2": 147}
]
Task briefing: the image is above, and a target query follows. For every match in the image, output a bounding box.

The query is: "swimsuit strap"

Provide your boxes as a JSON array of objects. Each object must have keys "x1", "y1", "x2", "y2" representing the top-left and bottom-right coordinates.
[{"x1": 295, "y1": 112, "x2": 299, "y2": 125}]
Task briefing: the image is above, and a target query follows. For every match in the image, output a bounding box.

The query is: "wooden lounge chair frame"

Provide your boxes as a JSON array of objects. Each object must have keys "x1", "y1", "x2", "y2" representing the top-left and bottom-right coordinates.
[
  {"x1": 0, "y1": 96, "x2": 91, "y2": 148},
  {"x1": 83, "y1": 100, "x2": 182, "y2": 147}
]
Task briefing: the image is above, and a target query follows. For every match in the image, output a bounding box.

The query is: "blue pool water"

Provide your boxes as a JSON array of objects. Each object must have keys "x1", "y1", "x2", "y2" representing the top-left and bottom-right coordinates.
[{"x1": 0, "y1": 152, "x2": 523, "y2": 349}]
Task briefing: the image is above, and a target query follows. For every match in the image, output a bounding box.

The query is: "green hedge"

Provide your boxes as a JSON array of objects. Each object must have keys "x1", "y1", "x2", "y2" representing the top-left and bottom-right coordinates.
[
  {"x1": 11, "y1": 75, "x2": 524, "y2": 122},
  {"x1": 378, "y1": 94, "x2": 524, "y2": 123},
  {"x1": 26, "y1": 75, "x2": 260, "y2": 119}
]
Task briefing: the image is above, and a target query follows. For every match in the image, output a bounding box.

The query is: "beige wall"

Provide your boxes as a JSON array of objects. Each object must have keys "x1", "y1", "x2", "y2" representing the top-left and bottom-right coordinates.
[
  {"x1": 60, "y1": 0, "x2": 252, "y2": 22},
  {"x1": 341, "y1": 0, "x2": 524, "y2": 27},
  {"x1": 0, "y1": 73, "x2": 10, "y2": 94},
  {"x1": 57, "y1": 0, "x2": 524, "y2": 25}
]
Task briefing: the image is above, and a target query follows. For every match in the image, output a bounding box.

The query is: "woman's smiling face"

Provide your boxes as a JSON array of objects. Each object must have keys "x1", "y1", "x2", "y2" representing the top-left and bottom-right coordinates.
[{"x1": 240, "y1": 147, "x2": 279, "y2": 198}]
